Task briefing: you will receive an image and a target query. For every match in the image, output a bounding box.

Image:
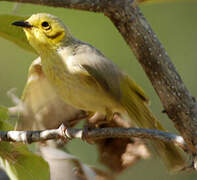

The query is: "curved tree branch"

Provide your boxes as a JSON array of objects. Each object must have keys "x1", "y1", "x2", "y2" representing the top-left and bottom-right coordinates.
[
  {"x1": 0, "y1": 124, "x2": 187, "y2": 152},
  {"x1": 1, "y1": 0, "x2": 197, "y2": 153}
]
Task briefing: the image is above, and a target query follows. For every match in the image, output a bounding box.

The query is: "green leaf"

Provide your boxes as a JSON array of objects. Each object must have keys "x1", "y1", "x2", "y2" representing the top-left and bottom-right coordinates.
[
  {"x1": 0, "y1": 106, "x2": 50, "y2": 180},
  {"x1": 0, "y1": 14, "x2": 36, "y2": 54},
  {"x1": 0, "y1": 106, "x2": 12, "y2": 131}
]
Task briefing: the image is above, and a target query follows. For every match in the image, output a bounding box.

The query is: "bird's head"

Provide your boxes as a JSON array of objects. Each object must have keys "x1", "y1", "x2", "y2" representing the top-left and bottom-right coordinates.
[{"x1": 12, "y1": 13, "x2": 71, "y2": 53}]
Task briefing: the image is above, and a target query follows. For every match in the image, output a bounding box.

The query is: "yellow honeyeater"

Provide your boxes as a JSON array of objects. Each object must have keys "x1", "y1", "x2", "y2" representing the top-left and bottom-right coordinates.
[{"x1": 12, "y1": 13, "x2": 185, "y2": 170}]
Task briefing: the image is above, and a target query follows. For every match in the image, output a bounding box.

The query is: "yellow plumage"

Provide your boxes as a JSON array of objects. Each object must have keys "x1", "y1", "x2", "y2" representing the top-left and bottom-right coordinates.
[
  {"x1": 12, "y1": 13, "x2": 185, "y2": 170},
  {"x1": 18, "y1": 57, "x2": 85, "y2": 130},
  {"x1": 121, "y1": 74, "x2": 185, "y2": 170}
]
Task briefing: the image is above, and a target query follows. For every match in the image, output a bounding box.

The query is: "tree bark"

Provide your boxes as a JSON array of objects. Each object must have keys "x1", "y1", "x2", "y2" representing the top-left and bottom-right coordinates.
[{"x1": 1, "y1": 0, "x2": 197, "y2": 153}]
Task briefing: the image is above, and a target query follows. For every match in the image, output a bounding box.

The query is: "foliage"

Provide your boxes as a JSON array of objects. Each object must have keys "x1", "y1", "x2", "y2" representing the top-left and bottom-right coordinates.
[{"x1": 0, "y1": 107, "x2": 50, "y2": 180}]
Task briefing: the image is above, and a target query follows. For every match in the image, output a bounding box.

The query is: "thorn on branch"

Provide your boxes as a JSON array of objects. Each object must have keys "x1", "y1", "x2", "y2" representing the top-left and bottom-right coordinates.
[
  {"x1": 192, "y1": 96, "x2": 196, "y2": 103},
  {"x1": 162, "y1": 109, "x2": 167, "y2": 113}
]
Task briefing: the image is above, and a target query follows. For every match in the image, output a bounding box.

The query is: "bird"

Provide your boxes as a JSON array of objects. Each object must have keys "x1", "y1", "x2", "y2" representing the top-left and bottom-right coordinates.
[
  {"x1": 16, "y1": 57, "x2": 87, "y2": 131},
  {"x1": 12, "y1": 13, "x2": 185, "y2": 170}
]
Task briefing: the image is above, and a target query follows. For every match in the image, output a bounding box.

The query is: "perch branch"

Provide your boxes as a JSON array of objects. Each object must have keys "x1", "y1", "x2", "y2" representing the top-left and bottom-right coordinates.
[
  {"x1": 1, "y1": 0, "x2": 197, "y2": 153},
  {"x1": 0, "y1": 124, "x2": 187, "y2": 151}
]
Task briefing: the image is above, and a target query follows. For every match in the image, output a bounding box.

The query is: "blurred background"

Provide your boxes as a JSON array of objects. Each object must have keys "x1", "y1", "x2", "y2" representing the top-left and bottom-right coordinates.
[{"x1": 0, "y1": 1, "x2": 197, "y2": 179}]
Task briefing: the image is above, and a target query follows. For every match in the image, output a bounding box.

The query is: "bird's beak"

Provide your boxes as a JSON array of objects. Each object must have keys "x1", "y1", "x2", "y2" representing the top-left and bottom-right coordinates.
[{"x1": 12, "y1": 21, "x2": 33, "y2": 28}]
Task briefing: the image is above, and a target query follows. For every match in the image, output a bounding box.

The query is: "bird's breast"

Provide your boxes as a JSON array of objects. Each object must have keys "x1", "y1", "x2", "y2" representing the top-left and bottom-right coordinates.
[{"x1": 41, "y1": 53, "x2": 117, "y2": 113}]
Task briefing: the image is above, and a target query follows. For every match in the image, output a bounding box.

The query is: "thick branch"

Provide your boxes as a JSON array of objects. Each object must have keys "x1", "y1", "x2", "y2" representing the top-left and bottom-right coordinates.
[
  {"x1": 0, "y1": 124, "x2": 187, "y2": 151},
  {"x1": 1, "y1": 0, "x2": 197, "y2": 153},
  {"x1": 106, "y1": 3, "x2": 197, "y2": 154},
  {"x1": 0, "y1": 0, "x2": 128, "y2": 12}
]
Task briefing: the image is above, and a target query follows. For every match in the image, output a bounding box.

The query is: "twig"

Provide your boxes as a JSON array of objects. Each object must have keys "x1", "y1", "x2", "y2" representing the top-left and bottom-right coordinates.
[
  {"x1": 0, "y1": 0, "x2": 197, "y2": 152},
  {"x1": 0, "y1": 124, "x2": 187, "y2": 151}
]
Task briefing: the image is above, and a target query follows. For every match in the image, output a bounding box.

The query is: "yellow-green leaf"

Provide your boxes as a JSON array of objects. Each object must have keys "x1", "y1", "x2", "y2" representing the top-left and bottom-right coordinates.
[{"x1": 0, "y1": 14, "x2": 36, "y2": 54}]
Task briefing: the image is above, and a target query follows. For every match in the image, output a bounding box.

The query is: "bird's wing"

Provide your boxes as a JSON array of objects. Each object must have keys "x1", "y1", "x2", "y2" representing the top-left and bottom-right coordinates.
[
  {"x1": 60, "y1": 43, "x2": 149, "y2": 104},
  {"x1": 124, "y1": 73, "x2": 150, "y2": 104},
  {"x1": 62, "y1": 43, "x2": 123, "y2": 101}
]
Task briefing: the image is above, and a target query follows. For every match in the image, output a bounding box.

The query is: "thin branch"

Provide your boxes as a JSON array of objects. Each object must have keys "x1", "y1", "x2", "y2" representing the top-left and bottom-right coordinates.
[
  {"x1": 1, "y1": 0, "x2": 197, "y2": 153},
  {"x1": 0, "y1": 124, "x2": 187, "y2": 151}
]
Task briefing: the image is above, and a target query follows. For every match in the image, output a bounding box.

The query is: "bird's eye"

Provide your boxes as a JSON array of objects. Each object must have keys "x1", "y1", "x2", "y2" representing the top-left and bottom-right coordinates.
[
  {"x1": 41, "y1": 21, "x2": 51, "y2": 30},
  {"x1": 42, "y1": 21, "x2": 49, "y2": 27}
]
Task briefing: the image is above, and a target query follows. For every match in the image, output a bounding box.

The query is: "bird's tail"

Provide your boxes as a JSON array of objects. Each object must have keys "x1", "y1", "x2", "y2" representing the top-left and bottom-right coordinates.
[{"x1": 120, "y1": 74, "x2": 186, "y2": 171}]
